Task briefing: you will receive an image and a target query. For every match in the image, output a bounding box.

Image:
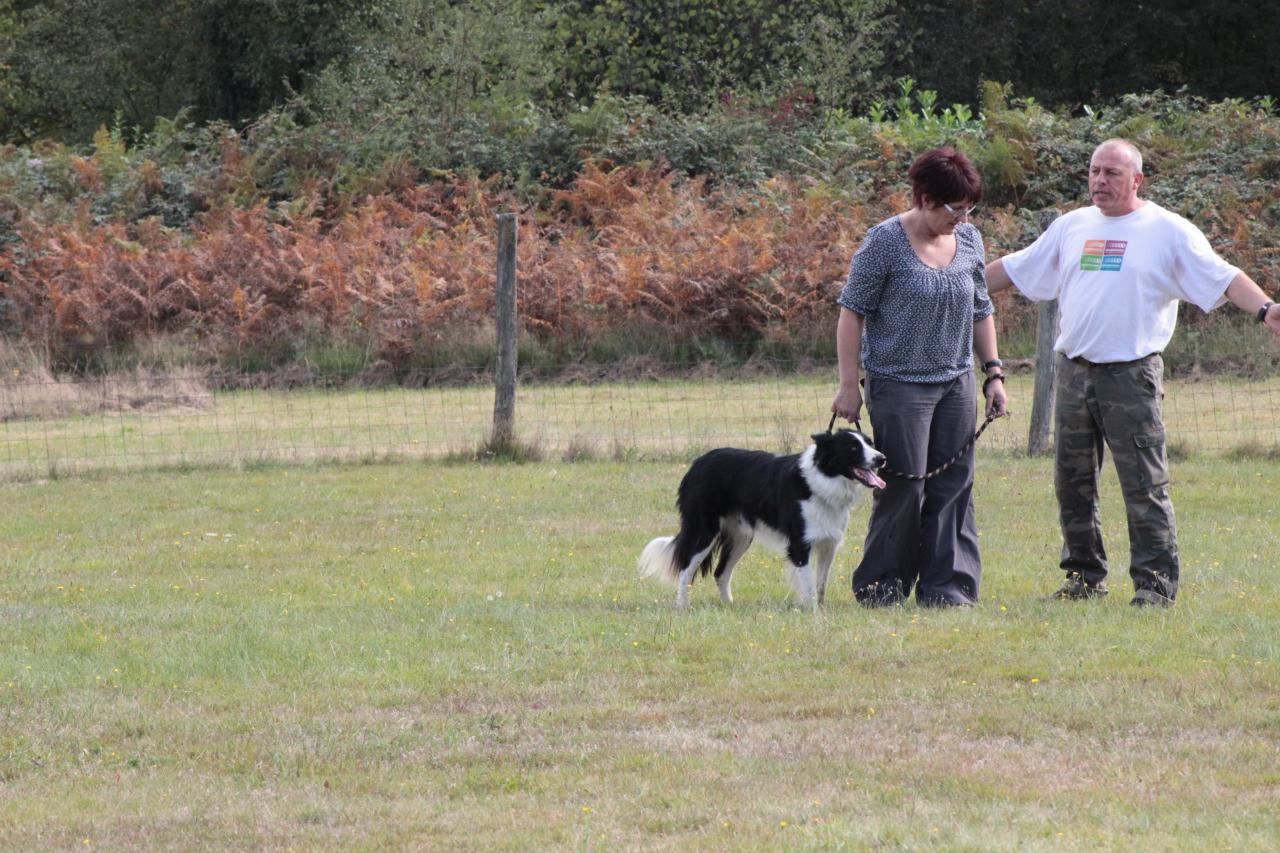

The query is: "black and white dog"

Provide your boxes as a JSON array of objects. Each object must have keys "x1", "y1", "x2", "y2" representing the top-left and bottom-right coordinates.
[{"x1": 639, "y1": 429, "x2": 886, "y2": 609}]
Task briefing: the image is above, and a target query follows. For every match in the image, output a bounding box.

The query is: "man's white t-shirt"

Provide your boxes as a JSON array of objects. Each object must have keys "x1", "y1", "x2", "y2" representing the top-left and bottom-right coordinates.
[{"x1": 1002, "y1": 202, "x2": 1240, "y2": 362}]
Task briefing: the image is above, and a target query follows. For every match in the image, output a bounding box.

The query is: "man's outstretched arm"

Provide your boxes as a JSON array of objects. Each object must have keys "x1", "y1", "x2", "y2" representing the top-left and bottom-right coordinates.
[{"x1": 1224, "y1": 272, "x2": 1280, "y2": 336}]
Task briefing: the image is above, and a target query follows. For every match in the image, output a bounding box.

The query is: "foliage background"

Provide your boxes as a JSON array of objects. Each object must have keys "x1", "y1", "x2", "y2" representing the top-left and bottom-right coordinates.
[{"x1": 1, "y1": 1, "x2": 1278, "y2": 379}]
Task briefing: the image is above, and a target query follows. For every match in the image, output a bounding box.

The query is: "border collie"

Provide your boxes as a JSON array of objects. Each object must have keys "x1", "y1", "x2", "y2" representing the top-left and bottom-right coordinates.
[{"x1": 639, "y1": 429, "x2": 886, "y2": 609}]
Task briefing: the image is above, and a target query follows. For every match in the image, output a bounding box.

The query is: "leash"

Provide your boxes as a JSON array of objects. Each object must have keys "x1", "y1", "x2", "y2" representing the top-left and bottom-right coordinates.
[{"x1": 826, "y1": 411, "x2": 998, "y2": 481}]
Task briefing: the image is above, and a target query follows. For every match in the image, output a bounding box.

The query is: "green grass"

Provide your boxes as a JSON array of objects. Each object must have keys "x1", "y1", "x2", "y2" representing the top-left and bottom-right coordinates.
[{"x1": 2, "y1": 455, "x2": 1279, "y2": 848}]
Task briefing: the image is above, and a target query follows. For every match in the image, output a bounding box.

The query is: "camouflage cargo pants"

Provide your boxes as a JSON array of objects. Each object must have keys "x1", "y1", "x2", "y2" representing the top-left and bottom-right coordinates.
[{"x1": 1055, "y1": 353, "x2": 1179, "y2": 600}]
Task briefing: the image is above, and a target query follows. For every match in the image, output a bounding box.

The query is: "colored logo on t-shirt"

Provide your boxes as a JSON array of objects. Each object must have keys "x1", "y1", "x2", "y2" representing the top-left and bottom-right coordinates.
[{"x1": 1080, "y1": 239, "x2": 1127, "y2": 272}]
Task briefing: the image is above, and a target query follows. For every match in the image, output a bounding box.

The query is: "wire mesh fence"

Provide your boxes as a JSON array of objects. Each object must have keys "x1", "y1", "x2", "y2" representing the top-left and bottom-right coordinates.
[{"x1": 2, "y1": 365, "x2": 1279, "y2": 480}]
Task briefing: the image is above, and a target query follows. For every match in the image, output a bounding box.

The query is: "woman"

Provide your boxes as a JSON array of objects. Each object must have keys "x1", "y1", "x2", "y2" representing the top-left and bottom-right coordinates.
[{"x1": 831, "y1": 146, "x2": 1007, "y2": 607}]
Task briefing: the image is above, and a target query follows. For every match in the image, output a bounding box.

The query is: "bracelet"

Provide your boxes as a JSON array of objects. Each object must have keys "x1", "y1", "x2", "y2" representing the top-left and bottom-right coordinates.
[
  {"x1": 982, "y1": 373, "x2": 1005, "y2": 394},
  {"x1": 1258, "y1": 301, "x2": 1275, "y2": 323},
  {"x1": 981, "y1": 358, "x2": 1003, "y2": 373}
]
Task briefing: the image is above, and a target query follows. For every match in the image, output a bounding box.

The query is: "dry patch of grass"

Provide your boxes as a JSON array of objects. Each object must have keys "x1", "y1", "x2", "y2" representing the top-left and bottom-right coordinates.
[{"x1": 0, "y1": 360, "x2": 211, "y2": 422}]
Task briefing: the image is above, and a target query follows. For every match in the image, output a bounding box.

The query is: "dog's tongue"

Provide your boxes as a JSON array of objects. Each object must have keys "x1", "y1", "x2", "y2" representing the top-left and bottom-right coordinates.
[{"x1": 856, "y1": 469, "x2": 887, "y2": 489}]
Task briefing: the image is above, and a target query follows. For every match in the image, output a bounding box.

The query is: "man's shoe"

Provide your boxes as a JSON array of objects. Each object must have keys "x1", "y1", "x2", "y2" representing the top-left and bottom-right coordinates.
[
  {"x1": 1130, "y1": 589, "x2": 1174, "y2": 608},
  {"x1": 1044, "y1": 573, "x2": 1108, "y2": 601}
]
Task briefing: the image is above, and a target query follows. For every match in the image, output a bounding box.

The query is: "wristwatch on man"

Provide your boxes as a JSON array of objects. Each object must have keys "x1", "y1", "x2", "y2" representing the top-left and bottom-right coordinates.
[
  {"x1": 1258, "y1": 301, "x2": 1275, "y2": 323},
  {"x1": 981, "y1": 358, "x2": 1003, "y2": 373}
]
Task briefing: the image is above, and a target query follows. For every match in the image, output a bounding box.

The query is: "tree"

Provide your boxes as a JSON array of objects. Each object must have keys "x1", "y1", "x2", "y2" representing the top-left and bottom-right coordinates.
[
  {"x1": 0, "y1": 0, "x2": 382, "y2": 143},
  {"x1": 883, "y1": 0, "x2": 1280, "y2": 109},
  {"x1": 545, "y1": 0, "x2": 900, "y2": 110}
]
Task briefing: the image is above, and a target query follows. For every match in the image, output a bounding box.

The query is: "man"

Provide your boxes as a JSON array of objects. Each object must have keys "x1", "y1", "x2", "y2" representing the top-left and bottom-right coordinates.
[{"x1": 986, "y1": 138, "x2": 1280, "y2": 607}]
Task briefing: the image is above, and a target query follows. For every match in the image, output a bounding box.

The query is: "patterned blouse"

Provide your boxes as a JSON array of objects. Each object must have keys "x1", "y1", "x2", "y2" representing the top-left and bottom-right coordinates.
[{"x1": 837, "y1": 216, "x2": 993, "y2": 383}]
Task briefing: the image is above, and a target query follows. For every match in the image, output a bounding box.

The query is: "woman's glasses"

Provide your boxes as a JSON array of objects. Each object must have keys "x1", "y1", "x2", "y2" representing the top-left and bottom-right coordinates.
[{"x1": 942, "y1": 201, "x2": 978, "y2": 218}]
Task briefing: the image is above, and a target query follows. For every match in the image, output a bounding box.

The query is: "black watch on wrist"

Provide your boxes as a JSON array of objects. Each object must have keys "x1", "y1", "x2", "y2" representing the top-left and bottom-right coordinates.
[
  {"x1": 1258, "y1": 301, "x2": 1275, "y2": 323},
  {"x1": 982, "y1": 358, "x2": 1003, "y2": 373}
]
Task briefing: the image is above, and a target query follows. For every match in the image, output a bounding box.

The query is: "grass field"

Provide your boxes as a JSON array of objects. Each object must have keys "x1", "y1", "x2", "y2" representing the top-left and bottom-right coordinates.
[
  {"x1": 2, "y1": 453, "x2": 1278, "y2": 849},
  {"x1": 3, "y1": 372, "x2": 1280, "y2": 480}
]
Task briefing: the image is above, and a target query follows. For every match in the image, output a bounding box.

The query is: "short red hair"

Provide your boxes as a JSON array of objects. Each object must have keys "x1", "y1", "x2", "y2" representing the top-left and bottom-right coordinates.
[{"x1": 908, "y1": 147, "x2": 983, "y2": 208}]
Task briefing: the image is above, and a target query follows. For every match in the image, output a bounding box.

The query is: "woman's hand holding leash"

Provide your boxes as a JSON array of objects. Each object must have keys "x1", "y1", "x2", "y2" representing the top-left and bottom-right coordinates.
[
  {"x1": 983, "y1": 371, "x2": 1008, "y2": 419},
  {"x1": 831, "y1": 382, "x2": 864, "y2": 424}
]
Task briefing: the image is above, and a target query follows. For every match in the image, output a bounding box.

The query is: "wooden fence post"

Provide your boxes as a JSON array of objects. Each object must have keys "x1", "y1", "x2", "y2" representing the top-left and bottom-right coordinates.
[
  {"x1": 492, "y1": 213, "x2": 518, "y2": 448},
  {"x1": 1027, "y1": 210, "x2": 1060, "y2": 457}
]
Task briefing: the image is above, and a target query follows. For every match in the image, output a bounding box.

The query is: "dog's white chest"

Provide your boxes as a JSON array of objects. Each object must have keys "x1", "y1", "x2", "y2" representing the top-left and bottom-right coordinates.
[{"x1": 801, "y1": 497, "x2": 852, "y2": 543}]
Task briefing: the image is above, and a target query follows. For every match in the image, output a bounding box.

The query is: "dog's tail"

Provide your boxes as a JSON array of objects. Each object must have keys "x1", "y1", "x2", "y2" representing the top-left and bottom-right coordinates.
[{"x1": 637, "y1": 536, "x2": 679, "y2": 585}]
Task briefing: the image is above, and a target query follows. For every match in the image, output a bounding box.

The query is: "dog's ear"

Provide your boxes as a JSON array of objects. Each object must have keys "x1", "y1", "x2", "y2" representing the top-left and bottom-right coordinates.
[{"x1": 811, "y1": 431, "x2": 831, "y2": 445}]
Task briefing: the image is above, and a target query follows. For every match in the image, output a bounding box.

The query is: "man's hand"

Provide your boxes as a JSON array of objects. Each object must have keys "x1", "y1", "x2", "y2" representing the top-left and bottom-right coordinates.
[{"x1": 1265, "y1": 303, "x2": 1280, "y2": 337}]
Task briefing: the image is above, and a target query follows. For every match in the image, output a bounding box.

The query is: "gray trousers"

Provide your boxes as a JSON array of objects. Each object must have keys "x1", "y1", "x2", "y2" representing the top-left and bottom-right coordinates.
[
  {"x1": 853, "y1": 372, "x2": 982, "y2": 605},
  {"x1": 1054, "y1": 353, "x2": 1179, "y2": 599}
]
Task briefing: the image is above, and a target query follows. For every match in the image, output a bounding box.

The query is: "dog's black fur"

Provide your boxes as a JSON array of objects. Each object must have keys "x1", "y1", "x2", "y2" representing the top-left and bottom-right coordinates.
[{"x1": 639, "y1": 429, "x2": 885, "y2": 608}]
